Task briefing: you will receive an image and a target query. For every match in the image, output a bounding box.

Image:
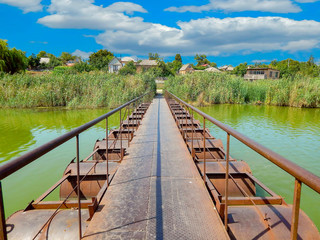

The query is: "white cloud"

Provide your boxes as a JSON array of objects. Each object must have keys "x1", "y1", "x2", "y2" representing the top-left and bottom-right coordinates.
[
  {"x1": 0, "y1": 0, "x2": 42, "y2": 12},
  {"x1": 72, "y1": 49, "x2": 92, "y2": 59},
  {"x1": 295, "y1": 0, "x2": 319, "y2": 2},
  {"x1": 38, "y1": 0, "x2": 149, "y2": 32},
  {"x1": 165, "y1": 0, "x2": 301, "y2": 13},
  {"x1": 36, "y1": 1, "x2": 320, "y2": 56}
]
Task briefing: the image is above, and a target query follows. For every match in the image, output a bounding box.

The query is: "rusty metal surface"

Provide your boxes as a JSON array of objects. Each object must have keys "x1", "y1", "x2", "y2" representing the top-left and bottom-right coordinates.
[
  {"x1": 6, "y1": 209, "x2": 89, "y2": 240},
  {"x1": 83, "y1": 95, "x2": 229, "y2": 239},
  {"x1": 166, "y1": 91, "x2": 320, "y2": 195},
  {"x1": 227, "y1": 205, "x2": 320, "y2": 240}
]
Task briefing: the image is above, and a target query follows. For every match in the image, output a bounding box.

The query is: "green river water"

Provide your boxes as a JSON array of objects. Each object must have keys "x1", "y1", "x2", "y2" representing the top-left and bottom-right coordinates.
[{"x1": 0, "y1": 104, "x2": 319, "y2": 231}]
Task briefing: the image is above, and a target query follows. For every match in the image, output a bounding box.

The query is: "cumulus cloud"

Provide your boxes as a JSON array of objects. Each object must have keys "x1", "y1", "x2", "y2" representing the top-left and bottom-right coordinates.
[
  {"x1": 165, "y1": 0, "x2": 301, "y2": 13},
  {"x1": 37, "y1": 1, "x2": 320, "y2": 56},
  {"x1": 295, "y1": 0, "x2": 319, "y2": 2},
  {"x1": 38, "y1": 0, "x2": 149, "y2": 32},
  {"x1": 72, "y1": 49, "x2": 92, "y2": 59},
  {"x1": 0, "y1": 0, "x2": 42, "y2": 12}
]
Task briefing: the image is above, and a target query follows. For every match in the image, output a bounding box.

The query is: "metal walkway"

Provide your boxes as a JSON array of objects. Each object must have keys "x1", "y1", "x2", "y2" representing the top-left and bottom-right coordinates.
[{"x1": 83, "y1": 95, "x2": 229, "y2": 239}]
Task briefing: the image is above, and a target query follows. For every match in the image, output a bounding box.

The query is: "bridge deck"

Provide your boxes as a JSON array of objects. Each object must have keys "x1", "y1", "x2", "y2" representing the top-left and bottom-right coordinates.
[{"x1": 83, "y1": 95, "x2": 229, "y2": 239}]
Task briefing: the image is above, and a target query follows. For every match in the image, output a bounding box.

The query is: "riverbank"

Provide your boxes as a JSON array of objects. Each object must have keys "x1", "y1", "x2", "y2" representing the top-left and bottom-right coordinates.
[
  {"x1": 0, "y1": 72, "x2": 156, "y2": 108},
  {"x1": 164, "y1": 72, "x2": 320, "y2": 108}
]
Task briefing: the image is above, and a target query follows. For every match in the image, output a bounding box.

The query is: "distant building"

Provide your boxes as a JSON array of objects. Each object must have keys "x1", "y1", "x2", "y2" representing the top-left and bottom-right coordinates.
[
  {"x1": 179, "y1": 64, "x2": 194, "y2": 75},
  {"x1": 109, "y1": 57, "x2": 123, "y2": 73},
  {"x1": 39, "y1": 57, "x2": 50, "y2": 64},
  {"x1": 120, "y1": 57, "x2": 136, "y2": 65},
  {"x1": 219, "y1": 65, "x2": 234, "y2": 72},
  {"x1": 205, "y1": 67, "x2": 220, "y2": 73},
  {"x1": 136, "y1": 60, "x2": 158, "y2": 73},
  {"x1": 244, "y1": 68, "x2": 280, "y2": 80}
]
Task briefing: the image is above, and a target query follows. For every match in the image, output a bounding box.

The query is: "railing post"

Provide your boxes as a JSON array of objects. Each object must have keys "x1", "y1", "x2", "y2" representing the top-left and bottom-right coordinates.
[
  {"x1": 185, "y1": 104, "x2": 187, "y2": 140},
  {"x1": 76, "y1": 135, "x2": 82, "y2": 239},
  {"x1": 0, "y1": 182, "x2": 7, "y2": 240},
  {"x1": 203, "y1": 117, "x2": 206, "y2": 182},
  {"x1": 224, "y1": 133, "x2": 230, "y2": 230},
  {"x1": 120, "y1": 109, "x2": 123, "y2": 161},
  {"x1": 128, "y1": 106, "x2": 130, "y2": 147},
  {"x1": 106, "y1": 117, "x2": 109, "y2": 187},
  {"x1": 191, "y1": 108, "x2": 194, "y2": 160},
  {"x1": 290, "y1": 179, "x2": 302, "y2": 240}
]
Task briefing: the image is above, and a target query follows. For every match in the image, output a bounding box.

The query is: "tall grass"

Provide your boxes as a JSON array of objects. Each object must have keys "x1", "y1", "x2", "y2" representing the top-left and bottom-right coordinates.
[
  {"x1": 0, "y1": 71, "x2": 156, "y2": 108},
  {"x1": 164, "y1": 72, "x2": 320, "y2": 108}
]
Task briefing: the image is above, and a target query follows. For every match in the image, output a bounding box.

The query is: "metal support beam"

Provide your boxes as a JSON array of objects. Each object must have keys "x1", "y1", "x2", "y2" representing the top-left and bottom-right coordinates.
[
  {"x1": 0, "y1": 182, "x2": 7, "y2": 240},
  {"x1": 224, "y1": 133, "x2": 230, "y2": 230},
  {"x1": 76, "y1": 135, "x2": 82, "y2": 239}
]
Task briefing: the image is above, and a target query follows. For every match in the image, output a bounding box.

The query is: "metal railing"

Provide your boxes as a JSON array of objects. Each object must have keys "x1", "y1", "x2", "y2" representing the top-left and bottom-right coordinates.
[
  {"x1": 0, "y1": 92, "x2": 152, "y2": 240},
  {"x1": 165, "y1": 90, "x2": 320, "y2": 240}
]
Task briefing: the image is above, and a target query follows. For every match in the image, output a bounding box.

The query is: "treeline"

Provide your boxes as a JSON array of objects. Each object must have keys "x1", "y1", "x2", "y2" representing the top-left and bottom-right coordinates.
[
  {"x1": 0, "y1": 72, "x2": 156, "y2": 108},
  {"x1": 165, "y1": 72, "x2": 320, "y2": 108},
  {"x1": 233, "y1": 56, "x2": 320, "y2": 78}
]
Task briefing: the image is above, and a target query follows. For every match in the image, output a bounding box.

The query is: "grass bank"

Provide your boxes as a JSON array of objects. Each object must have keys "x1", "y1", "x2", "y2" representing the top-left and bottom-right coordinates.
[
  {"x1": 0, "y1": 71, "x2": 156, "y2": 108},
  {"x1": 164, "y1": 72, "x2": 320, "y2": 108}
]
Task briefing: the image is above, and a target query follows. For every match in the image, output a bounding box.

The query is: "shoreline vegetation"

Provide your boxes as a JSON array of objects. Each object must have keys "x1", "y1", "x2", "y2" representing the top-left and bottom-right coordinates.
[
  {"x1": 0, "y1": 71, "x2": 156, "y2": 108},
  {"x1": 164, "y1": 72, "x2": 320, "y2": 108}
]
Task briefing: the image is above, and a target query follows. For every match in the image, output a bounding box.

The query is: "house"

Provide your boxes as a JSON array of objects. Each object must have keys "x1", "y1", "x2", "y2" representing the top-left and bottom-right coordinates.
[
  {"x1": 120, "y1": 57, "x2": 136, "y2": 65},
  {"x1": 39, "y1": 57, "x2": 50, "y2": 64},
  {"x1": 205, "y1": 67, "x2": 220, "y2": 73},
  {"x1": 108, "y1": 57, "x2": 123, "y2": 73},
  {"x1": 244, "y1": 68, "x2": 280, "y2": 80},
  {"x1": 179, "y1": 64, "x2": 194, "y2": 75},
  {"x1": 219, "y1": 65, "x2": 234, "y2": 72},
  {"x1": 136, "y1": 60, "x2": 158, "y2": 73}
]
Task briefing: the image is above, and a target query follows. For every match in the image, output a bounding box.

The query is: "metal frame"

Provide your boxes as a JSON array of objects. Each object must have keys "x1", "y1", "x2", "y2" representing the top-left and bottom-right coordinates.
[
  {"x1": 166, "y1": 91, "x2": 320, "y2": 240},
  {"x1": 0, "y1": 92, "x2": 152, "y2": 240}
]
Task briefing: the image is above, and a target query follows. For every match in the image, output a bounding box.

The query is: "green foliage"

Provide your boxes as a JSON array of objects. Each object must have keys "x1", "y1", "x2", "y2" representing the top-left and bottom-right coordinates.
[
  {"x1": 52, "y1": 66, "x2": 74, "y2": 74},
  {"x1": 37, "y1": 51, "x2": 47, "y2": 58},
  {"x1": 28, "y1": 54, "x2": 40, "y2": 70},
  {"x1": 233, "y1": 62, "x2": 248, "y2": 77},
  {"x1": 175, "y1": 54, "x2": 182, "y2": 63},
  {"x1": 0, "y1": 39, "x2": 28, "y2": 74},
  {"x1": 72, "y1": 61, "x2": 94, "y2": 73},
  {"x1": 164, "y1": 72, "x2": 320, "y2": 108},
  {"x1": 0, "y1": 72, "x2": 156, "y2": 108},
  {"x1": 194, "y1": 54, "x2": 217, "y2": 68},
  {"x1": 60, "y1": 52, "x2": 76, "y2": 64},
  {"x1": 147, "y1": 60, "x2": 173, "y2": 77},
  {"x1": 167, "y1": 60, "x2": 182, "y2": 73},
  {"x1": 148, "y1": 53, "x2": 160, "y2": 60},
  {"x1": 119, "y1": 61, "x2": 136, "y2": 75},
  {"x1": 89, "y1": 50, "x2": 114, "y2": 70}
]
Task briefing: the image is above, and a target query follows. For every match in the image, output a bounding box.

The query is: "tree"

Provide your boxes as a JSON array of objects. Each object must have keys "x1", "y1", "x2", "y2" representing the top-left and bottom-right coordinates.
[
  {"x1": 233, "y1": 62, "x2": 248, "y2": 77},
  {"x1": 47, "y1": 53, "x2": 63, "y2": 68},
  {"x1": 0, "y1": 39, "x2": 28, "y2": 74},
  {"x1": 89, "y1": 49, "x2": 114, "y2": 70},
  {"x1": 194, "y1": 54, "x2": 217, "y2": 67},
  {"x1": 37, "y1": 50, "x2": 47, "y2": 58},
  {"x1": 60, "y1": 52, "x2": 76, "y2": 64},
  {"x1": 28, "y1": 53, "x2": 40, "y2": 70},
  {"x1": 175, "y1": 54, "x2": 182, "y2": 63},
  {"x1": 148, "y1": 53, "x2": 160, "y2": 61},
  {"x1": 119, "y1": 61, "x2": 137, "y2": 75}
]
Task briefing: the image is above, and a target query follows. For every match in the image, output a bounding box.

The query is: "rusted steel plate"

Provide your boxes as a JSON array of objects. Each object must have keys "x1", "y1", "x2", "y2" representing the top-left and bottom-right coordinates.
[
  {"x1": 227, "y1": 205, "x2": 320, "y2": 240},
  {"x1": 6, "y1": 209, "x2": 89, "y2": 240}
]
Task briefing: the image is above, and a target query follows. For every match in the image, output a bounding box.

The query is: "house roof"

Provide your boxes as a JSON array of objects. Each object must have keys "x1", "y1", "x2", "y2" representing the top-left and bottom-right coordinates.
[
  {"x1": 109, "y1": 57, "x2": 122, "y2": 66},
  {"x1": 219, "y1": 65, "x2": 234, "y2": 71},
  {"x1": 180, "y1": 64, "x2": 193, "y2": 71},
  {"x1": 121, "y1": 57, "x2": 136, "y2": 62},
  {"x1": 137, "y1": 60, "x2": 158, "y2": 66},
  {"x1": 205, "y1": 67, "x2": 220, "y2": 72},
  {"x1": 247, "y1": 68, "x2": 279, "y2": 71}
]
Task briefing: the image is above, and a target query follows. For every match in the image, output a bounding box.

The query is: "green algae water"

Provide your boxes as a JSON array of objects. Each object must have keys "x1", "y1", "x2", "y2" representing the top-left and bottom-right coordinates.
[
  {"x1": 197, "y1": 104, "x2": 320, "y2": 231},
  {"x1": 0, "y1": 105, "x2": 319, "y2": 231},
  {"x1": 0, "y1": 108, "x2": 122, "y2": 218}
]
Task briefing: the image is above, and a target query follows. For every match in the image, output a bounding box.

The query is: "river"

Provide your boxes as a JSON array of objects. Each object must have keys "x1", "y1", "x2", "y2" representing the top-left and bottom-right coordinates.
[{"x1": 0, "y1": 104, "x2": 319, "y2": 230}]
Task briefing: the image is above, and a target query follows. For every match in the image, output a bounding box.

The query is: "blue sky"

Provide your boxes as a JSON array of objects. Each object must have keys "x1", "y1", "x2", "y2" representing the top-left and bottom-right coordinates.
[{"x1": 0, "y1": 0, "x2": 320, "y2": 66}]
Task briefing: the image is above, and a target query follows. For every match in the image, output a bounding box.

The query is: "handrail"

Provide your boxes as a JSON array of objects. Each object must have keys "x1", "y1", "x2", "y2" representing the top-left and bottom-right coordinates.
[
  {"x1": 0, "y1": 92, "x2": 150, "y2": 181},
  {"x1": 165, "y1": 91, "x2": 320, "y2": 194}
]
